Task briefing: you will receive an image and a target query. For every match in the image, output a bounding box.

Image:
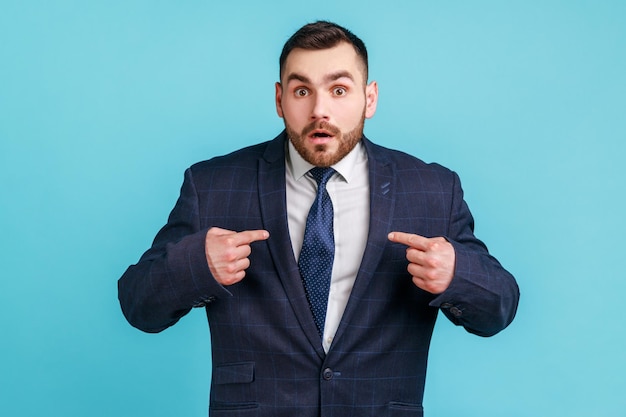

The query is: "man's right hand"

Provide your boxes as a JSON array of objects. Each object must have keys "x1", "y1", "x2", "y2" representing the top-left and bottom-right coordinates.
[{"x1": 205, "y1": 227, "x2": 270, "y2": 286}]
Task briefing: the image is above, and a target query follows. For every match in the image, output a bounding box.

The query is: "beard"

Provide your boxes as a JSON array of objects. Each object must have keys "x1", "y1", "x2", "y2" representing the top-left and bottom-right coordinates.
[{"x1": 285, "y1": 116, "x2": 365, "y2": 167}]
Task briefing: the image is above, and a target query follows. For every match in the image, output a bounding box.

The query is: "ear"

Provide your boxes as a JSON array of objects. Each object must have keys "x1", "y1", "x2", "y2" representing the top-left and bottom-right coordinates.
[
  {"x1": 364, "y1": 81, "x2": 378, "y2": 119},
  {"x1": 275, "y1": 82, "x2": 284, "y2": 118}
]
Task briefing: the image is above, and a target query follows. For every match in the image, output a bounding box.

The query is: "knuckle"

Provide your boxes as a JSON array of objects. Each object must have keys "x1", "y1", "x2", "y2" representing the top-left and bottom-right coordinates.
[
  {"x1": 223, "y1": 278, "x2": 237, "y2": 286},
  {"x1": 222, "y1": 272, "x2": 244, "y2": 286},
  {"x1": 224, "y1": 264, "x2": 238, "y2": 274},
  {"x1": 426, "y1": 257, "x2": 440, "y2": 269},
  {"x1": 223, "y1": 248, "x2": 238, "y2": 262},
  {"x1": 424, "y1": 269, "x2": 439, "y2": 282}
]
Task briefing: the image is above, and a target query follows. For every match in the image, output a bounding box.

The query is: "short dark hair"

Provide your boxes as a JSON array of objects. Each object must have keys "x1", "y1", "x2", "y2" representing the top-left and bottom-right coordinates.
[{"x1": 279, "y1": 21, "x2": 368, "y2": 81}]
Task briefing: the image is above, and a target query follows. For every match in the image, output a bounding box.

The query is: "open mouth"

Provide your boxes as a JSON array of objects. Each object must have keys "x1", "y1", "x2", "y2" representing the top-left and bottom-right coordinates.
[
  {"x1": 309, "y1": 129, "x2": 334, "y2": 139},
  {"x1": 302, "y1": 122, "x2": 340, "y2": 142}
]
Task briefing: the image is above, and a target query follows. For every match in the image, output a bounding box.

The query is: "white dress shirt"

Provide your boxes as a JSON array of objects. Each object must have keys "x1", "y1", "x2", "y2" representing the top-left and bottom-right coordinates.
[{"x1": 285, "y1": 140, "x2": 370, "y2": 352}]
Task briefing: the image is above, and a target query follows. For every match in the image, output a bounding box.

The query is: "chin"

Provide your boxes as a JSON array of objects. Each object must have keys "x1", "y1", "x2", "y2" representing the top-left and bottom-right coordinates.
[
  {"x1": 286, "y1": 121, "x2": 364, "y2": 167},
  {"x1": 298, "y1": 145, "x2": 342, "y2": 167}
]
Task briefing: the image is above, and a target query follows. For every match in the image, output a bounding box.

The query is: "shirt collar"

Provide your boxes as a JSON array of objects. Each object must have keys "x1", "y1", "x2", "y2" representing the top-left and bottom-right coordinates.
[{"x1": 287, "y1": 139, "x2": 367, "y2": 183}]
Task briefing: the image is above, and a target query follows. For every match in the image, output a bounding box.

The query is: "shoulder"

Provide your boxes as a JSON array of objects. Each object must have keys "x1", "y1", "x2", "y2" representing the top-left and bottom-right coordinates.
[
  {"x1": 187, "y1": 132, "x2": 285, "y2": 176},
  {"x1": 189, "y1": 142, "x2": 267, "y2": 172}
]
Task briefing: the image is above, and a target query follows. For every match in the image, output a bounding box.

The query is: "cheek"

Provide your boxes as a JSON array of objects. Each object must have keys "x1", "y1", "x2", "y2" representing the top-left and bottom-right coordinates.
[
  {"x1": 281, "y1": 98, "x2": 306, "y2": 117},
  {"x1": 336, "y1": 101, "x2": 366, "y2": 124}
]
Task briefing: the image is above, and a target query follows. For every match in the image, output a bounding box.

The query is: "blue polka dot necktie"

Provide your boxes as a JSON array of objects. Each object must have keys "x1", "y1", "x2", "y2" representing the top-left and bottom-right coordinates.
[{"x1": 298, "y1": 167, "x2": 336, "y2": 337}]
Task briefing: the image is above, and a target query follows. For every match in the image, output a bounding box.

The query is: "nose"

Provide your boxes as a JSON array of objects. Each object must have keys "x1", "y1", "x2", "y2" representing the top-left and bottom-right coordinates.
[{"x1": 311, "y1": 93, "x2": 330, "y2": 121}]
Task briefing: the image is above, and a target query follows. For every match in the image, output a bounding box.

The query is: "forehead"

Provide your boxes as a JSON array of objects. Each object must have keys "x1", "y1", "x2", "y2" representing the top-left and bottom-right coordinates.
[{"x1": 281, "y1": 42, "x2": 366, "y2": 84}]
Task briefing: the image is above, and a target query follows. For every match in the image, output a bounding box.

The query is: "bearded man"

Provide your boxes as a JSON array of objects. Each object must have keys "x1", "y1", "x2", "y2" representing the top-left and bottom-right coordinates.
[{"x1": 118, "y1": 20, "x2": 519, "y2": 417}]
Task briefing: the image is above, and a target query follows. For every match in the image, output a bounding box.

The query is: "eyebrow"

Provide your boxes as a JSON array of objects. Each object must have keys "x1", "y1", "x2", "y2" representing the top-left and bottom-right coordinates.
[
  {"x1": 285, "y1": 73, "x2": 311, "y2": 84},
  {"x1": 324, "y1": 70, "x2": 355, "y2": 83},
  {"x1": 285, "y1": 70, "x2": 356, "y2": 85}
]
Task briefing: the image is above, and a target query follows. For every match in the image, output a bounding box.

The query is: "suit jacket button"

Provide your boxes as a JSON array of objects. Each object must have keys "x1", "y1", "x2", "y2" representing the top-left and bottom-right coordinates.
[
  {"x1": 323, "y1": 368, "x2": 333, "y2": 380},
  {"x1": 449, "y1": 306, "x2": 463, "y2": 317}
]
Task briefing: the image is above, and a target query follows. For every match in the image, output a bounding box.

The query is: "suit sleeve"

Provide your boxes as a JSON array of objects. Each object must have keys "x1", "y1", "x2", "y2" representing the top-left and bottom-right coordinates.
[
  {"x1": 429, "y1": 172, "x2": 520, "y2": 337},
  {"x1": 117, "y1": 167, "x2": 231, "y2": 333}
]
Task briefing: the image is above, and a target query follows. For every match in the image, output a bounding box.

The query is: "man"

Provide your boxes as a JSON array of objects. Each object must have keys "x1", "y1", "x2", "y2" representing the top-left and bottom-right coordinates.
[{"x1": 118, "y1": 21, "x2": 519, "y2": 416}]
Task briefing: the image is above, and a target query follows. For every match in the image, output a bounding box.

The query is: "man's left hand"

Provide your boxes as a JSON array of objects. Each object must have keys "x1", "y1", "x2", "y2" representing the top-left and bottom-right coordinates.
[{"x1": 388, "y1": 232, "x2": 456, "y2": 294}]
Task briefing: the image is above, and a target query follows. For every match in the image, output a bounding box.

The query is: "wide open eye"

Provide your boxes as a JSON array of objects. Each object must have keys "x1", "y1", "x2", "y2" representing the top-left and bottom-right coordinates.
[
  {"x1": 294, "y1": 88, "x2": 309, "y2": 97},
  {"x1": 333, "y1": 87, "x2": 347, "y2": 96}
]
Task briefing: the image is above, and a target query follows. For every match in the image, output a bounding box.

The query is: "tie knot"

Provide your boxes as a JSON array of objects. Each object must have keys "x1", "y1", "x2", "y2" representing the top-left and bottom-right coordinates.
[{"x1": 309, "y1": 167, "x2": 335, "y2": 187}]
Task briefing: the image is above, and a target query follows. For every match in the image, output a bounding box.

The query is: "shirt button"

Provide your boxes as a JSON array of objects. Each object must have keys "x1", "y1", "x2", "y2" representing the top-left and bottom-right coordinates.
[{"x1": 323, "y1": 368, "x2": 333, "y2": 380}]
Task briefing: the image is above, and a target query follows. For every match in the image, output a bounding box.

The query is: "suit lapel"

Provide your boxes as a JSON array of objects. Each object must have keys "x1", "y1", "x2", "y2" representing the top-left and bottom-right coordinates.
[
  {"x1": 257, "y1": 132, "x2": 326, "y2": 359},
  {"x1": 332, "y1": 138, "x2": 396, "y2": 346}
]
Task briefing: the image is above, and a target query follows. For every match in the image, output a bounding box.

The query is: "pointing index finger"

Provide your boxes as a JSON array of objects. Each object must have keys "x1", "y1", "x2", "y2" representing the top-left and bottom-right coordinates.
[
  {"x1": 388, "y1": 231, "x2": 428, "y2": 250},
  {"x1": 235, "y1": 229, "x2": 270, "y2": 246}
]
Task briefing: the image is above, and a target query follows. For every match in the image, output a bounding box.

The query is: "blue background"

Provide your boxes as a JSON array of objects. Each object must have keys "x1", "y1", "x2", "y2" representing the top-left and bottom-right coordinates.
[{"x1": 1, "y1": 1, "x2": 625, "y2": 416}]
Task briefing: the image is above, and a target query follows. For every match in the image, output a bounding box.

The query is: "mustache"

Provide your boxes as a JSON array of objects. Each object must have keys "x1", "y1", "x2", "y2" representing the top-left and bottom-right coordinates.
[{"x1": 301, "y1": 120, "x2": 341, "y2": 136}]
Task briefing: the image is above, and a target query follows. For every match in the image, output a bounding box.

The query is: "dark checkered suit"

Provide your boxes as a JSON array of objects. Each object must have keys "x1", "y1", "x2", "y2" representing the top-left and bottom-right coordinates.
[{"x1": 118, "y1": 131, "x2": 519, "y2": 417}]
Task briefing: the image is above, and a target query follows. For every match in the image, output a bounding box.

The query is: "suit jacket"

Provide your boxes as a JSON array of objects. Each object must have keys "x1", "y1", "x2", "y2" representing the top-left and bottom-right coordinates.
[{"x1": 118, "y1": 131, "x2": 519, "y2": 417}]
